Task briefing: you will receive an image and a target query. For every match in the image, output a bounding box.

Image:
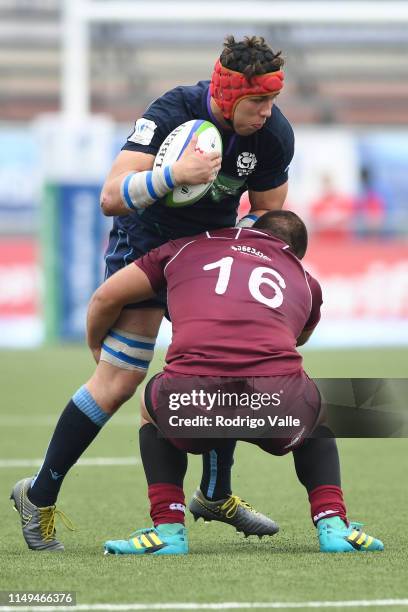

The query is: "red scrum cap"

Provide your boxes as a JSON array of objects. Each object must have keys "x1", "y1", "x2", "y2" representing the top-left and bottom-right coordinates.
[{"x1": 210, "y1": 59, "x2": 284, "y2": 120}]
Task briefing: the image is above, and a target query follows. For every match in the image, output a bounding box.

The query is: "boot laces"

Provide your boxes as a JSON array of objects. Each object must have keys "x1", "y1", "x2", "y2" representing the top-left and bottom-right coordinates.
[
  {"x1": 220, "y1": 495, "x2": 256, "y2": 518},
  {"x1": 38, "y1": 506, "x2": 75, "y2": 541},
  {"x1": 130, "y1": 527, "x2": 157, "y2": 538}
]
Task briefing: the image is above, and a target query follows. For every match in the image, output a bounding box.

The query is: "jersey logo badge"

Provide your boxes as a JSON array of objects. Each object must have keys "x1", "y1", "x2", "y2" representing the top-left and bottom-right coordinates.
[
  {"x1": 128, "y1": 118, "x2": 157, "y2": 145},
  {"x1": 236, "y1": 152, "x2": 257, "y2": 176},
  {"x1": 231, "y1": 245, "x2": 271, "y2": 261},
  {"x1": 169, "y1": 503, "x2": 186, "y2": 513}
]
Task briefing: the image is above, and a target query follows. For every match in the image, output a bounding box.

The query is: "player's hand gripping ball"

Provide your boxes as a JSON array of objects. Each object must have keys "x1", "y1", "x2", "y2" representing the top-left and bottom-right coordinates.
[{"x1": 154, "y1": 119, "x2": 222, "y2": 207}]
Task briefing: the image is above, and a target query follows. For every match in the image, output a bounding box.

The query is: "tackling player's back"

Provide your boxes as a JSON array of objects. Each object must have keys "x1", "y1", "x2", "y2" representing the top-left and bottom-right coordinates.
[{"x1": 136, "y1": 225, "x2": 322, "y2": 376}]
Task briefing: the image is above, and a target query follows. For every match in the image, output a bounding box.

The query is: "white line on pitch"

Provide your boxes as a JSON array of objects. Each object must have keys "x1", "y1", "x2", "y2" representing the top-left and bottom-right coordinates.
[
  {"x1": 0, "y1": 416, "x2": 137, "y2": 427},
  {"x1": 0, "y1": 600, "x2": 408, "y2": 611},
  {"x1": 0, "y1": 457, "x2": 140, "y2": 468}
]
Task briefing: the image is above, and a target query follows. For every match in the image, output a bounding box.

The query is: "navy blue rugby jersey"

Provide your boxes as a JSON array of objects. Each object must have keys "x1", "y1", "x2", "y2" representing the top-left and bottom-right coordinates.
[{"x1": 120, "y1": 81, "x2": 294, "y2": 240}]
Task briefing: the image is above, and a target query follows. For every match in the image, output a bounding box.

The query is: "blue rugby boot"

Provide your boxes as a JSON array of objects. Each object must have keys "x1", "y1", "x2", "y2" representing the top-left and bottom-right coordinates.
[
  {"x1": 104, "y1": 523, "x2": 188, "y2": 556},
  {"x1": 317, "y1": 516, "x2": 384, "y2": 552}
]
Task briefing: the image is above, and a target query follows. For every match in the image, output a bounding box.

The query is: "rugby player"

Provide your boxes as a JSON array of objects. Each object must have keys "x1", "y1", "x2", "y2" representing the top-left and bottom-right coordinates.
[
  {"x1": 11, "y1": 36, "x2": 293, "y2": 550},
  {"x1": 84, "y1": 210, "x2": 382, "y2": 555}
]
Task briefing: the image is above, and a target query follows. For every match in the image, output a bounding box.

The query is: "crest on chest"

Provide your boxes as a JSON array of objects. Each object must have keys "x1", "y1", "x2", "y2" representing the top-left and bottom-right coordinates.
[{"x1": 236, "y1": 152, "x2": 257, "y2": 176}]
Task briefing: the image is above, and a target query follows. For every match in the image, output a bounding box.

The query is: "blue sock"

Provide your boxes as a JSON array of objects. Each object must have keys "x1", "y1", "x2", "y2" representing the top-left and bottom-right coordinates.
[{"x1": 28, "y1": 386, "x2": 110, "y2": 507}]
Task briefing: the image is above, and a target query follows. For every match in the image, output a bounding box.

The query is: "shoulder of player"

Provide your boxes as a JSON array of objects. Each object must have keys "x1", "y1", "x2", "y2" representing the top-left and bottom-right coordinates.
[
  {"x1": 142, "y1": 90, "x2": 188, "y2": 126},
  {"x1": 164, "y1": 229, "x2": 239, "y2": 263},
  {"x1": 159, "y1": 235, "x2": 201, "y2": 272},
  {"x1": 304, "y1": 270, "x2": 323, "y2": 299},
  {"x1": 203, "y1": 229, "x2": 322, "y2": 297},
  {"x1": 207, "y1": 226, "x2": 291, "y2": 246},
  {"x1": 261, "y1": 105, "x2": 294, "y2": 150},
  {"x1": 281, "y1": 252, "x2": 322, "y2": 304},
  {"x1": 135, "y1": 82, "x2": 209, "y2": 138},
  {"x1": 206, "y1": 227, "x2": 293, "y2": 254},
  {"x1": 146, "y1": 81, "x2": 208, "y2": 116},
  {"x1": 243, "y1": 229, "x2": 312, "y2": 268}
]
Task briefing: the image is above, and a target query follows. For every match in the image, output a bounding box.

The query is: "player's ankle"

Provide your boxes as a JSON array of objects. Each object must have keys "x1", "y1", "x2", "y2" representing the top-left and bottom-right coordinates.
[
  {"x1": 27, "y1": 485, "x2": 56, "y2": 509},
  {"x1": 317, "y1": 515, "x2": 347, "y2": 529},
  {"x1": 200, "y1": 489, "x2": 231, "y2": 503},
  {"x1": 156, "y1": 523, "x2": 185, "y2": 535}
]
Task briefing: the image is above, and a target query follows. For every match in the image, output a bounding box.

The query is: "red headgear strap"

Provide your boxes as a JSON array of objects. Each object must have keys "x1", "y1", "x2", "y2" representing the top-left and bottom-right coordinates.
[{"x1": 210, "y1": 59, "x2": 284, "y2": 120}]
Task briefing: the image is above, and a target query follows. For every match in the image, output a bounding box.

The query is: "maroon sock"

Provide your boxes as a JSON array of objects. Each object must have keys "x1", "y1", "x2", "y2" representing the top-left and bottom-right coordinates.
[
  {"x1": 148, "y1": 483, "x2": 186, "y2": 526},
  {"x1": 308, "y1": 485, "x2": 348, "y2": 525}
]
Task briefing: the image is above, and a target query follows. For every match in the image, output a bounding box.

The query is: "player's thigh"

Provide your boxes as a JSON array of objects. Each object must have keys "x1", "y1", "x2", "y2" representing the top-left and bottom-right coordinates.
[
  {"x1": 142, "y1": 371, "x2": 220, "y2": 454},
  {"x1": 241, "y1": 372, "x2": 322, "y2": 456},
  {"x1": 87, "y1": 307, "x2": 164, "y2": 412},
  {"x1": 113, "y1": 306, "x2": 165, "y2": 336}
]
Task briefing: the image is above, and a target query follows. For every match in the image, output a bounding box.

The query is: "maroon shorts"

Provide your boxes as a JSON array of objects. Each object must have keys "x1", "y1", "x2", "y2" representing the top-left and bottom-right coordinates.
[{"x1": 144, "y1": 370, "x2": 323, "y2": 456}]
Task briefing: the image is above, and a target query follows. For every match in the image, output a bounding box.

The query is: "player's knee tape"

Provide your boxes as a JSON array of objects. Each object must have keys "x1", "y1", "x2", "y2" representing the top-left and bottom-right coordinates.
[{"x1": 100, "y1": 328, "x2": 156, "y2": 371}]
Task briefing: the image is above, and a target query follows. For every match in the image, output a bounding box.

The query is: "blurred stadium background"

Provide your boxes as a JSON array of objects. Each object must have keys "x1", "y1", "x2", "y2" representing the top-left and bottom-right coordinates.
[
  {"x1": 1, "y1": 4, "x2": 408, "y2": 605},
  {"x1": 0, "y1": 0, "x2": 408, "y2": 350}
]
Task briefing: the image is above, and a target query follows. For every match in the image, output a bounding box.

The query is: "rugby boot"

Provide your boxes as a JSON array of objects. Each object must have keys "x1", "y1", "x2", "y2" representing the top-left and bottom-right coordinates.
[
  {"x1": 317, "y1": 516, "x2": 384, "y2": 552},
  {"x1": 189, "y1": 488, "x2": 279, "y2": 538},
  {"x1": 104, "y1": 523, "x2": 188, "y2": 556},
  {"x1": 10, "y1": 478, "x2": 74, "y2": 551}
]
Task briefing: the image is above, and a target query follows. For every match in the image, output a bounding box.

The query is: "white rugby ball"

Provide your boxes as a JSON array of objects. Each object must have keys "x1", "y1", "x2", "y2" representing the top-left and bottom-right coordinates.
[{"x1": 154, "y1": 119, "x2": 222, "y2": 208}]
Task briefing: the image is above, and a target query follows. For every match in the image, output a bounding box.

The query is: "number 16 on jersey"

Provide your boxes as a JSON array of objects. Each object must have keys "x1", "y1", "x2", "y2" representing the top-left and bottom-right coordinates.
[{"x1": 203, "y1": 256, "x2": 286, "y2": 308}]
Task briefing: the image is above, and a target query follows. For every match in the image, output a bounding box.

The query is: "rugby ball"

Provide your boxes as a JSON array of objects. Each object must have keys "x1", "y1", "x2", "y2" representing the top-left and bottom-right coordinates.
[{"x1": 154, "y1": 119, "x2": 222, "y2": 207}]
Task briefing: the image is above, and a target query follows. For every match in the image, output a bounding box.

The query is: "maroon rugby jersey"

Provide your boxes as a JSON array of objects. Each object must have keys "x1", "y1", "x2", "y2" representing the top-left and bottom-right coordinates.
[{"x1": 135, "y1": 227, "x2": 322, "y2": 375}]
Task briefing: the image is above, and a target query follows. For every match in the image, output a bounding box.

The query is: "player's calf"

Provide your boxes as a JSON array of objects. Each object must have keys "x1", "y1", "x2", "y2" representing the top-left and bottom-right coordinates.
[
  {"x1": 144, "y1": 375, "x2": 280, "y2": 538},
  {"x1": 105, "y1": 424, "x2": 189, "y2": 556}
]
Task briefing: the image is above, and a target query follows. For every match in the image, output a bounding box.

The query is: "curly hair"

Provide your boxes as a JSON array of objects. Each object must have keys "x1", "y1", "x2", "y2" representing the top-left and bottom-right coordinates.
[{"x1": 220, "y1": 35, "x2": 284, "y2": 81}]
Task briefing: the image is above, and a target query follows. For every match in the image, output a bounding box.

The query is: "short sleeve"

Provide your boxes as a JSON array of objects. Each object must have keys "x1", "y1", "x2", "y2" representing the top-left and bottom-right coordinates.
[
  {"x1": 122, "y1": 89, "x2": 187, "y2": 156},
  {"x1": 303, "y1": 272, "x2": 323, "y2": 331},
  {"x1": 134, "y1": 242, "x2": 174, "y2": 292},
  {"x1": 247, "y1": 112, "x2": 294, "y2": 191},
  {"x1": 134, "y1": 237, "x2": 189, "y2": 293}
]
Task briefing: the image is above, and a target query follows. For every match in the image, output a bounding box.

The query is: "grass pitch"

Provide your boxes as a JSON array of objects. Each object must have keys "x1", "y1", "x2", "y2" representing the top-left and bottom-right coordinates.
[{"x1": 0, "y1": 346, "x2": 407, "y2": 609}]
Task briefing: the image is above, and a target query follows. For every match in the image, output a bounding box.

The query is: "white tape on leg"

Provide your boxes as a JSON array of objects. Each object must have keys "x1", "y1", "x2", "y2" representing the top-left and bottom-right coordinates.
[{"x1": 100, "y1": 328, "x2": 156, "y2": 371}]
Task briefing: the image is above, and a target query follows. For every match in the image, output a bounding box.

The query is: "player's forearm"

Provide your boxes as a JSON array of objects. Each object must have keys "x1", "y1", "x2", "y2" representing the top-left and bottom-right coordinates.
[
  {"x1": 248, "y1": 182, "x2": 288, "y2": 215},
  {"x1": 102, "y1": 166, "x2": 181, "y2": 216},
  {"x1": 86, "y1": 291, "x2": 123, "y2": 350},
  {"x1": 249, "y1": 201, "x2": 285, "y2": 217},
  {"x1": 100, "y1": 174, "x2": 134, "y2": 217}
]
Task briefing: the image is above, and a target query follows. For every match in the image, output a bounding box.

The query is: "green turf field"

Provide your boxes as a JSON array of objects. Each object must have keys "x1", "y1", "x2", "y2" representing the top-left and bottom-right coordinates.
[{"x1": 0, "y1": 346, "x2": 407, "y2": 611}]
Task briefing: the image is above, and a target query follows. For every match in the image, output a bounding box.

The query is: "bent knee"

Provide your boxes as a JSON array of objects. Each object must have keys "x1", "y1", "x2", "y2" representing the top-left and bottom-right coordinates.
[
  {"x1": 87, "y1": 367, "x2": 147, "y2": 414},
  {"x1": 111, "y1": 373, "x2": 145, "y2": 407}
]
